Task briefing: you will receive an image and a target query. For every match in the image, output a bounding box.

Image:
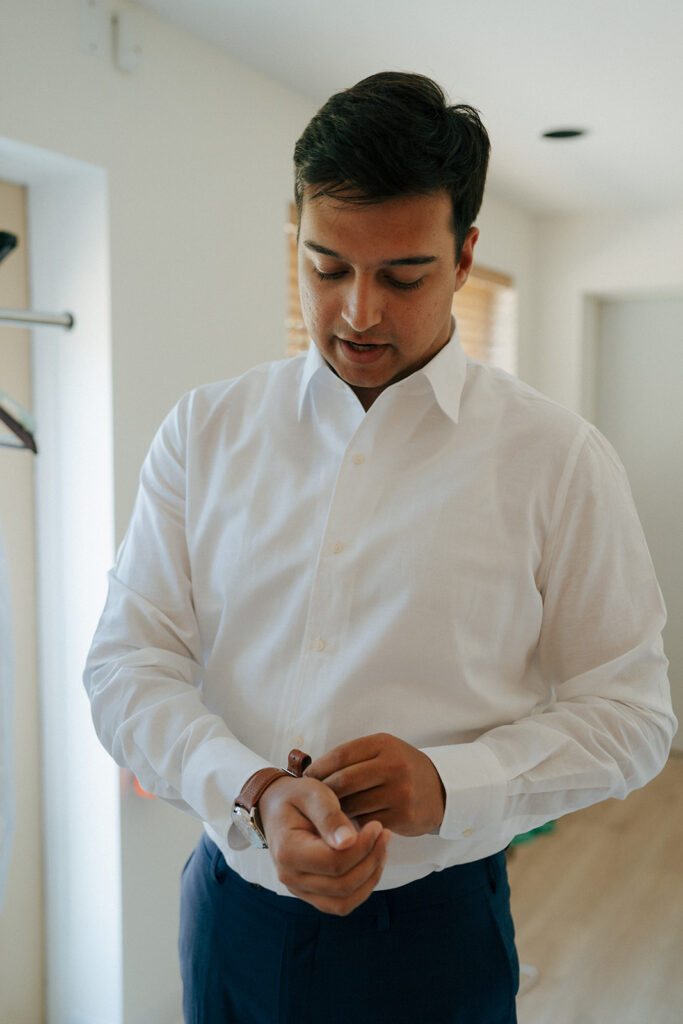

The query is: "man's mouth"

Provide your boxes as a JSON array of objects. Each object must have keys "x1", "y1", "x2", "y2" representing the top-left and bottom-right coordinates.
[{"x1": 337, "y1": 337, "x2": 389, "y2": 364}]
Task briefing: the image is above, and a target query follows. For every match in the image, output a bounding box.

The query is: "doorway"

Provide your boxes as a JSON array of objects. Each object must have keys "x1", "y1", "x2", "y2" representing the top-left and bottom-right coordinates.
[{"x1": 595, "y1": 296, "x2": 683, "y2": 749}]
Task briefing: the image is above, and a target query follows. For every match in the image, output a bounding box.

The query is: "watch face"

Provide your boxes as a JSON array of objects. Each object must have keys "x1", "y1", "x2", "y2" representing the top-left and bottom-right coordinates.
[{"x1": 232, "y1": 806, "x2": 268, "y2": 849}]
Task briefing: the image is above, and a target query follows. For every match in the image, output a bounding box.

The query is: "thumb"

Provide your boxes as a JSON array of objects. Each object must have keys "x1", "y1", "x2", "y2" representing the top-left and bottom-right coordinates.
[{"x1": 296, "y1": 777, "x2": 359, "y2": 850}]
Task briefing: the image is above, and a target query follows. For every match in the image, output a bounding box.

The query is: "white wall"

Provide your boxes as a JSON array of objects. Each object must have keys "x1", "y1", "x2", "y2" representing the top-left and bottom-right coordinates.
[
  {"x1": 31, "y1": 154, "x2": 121, "y2": 1024},
  {"x1": 596, "y1": 298, "x2": 683, "y2": 741},
  {"x1": 0, "y1": 2, "x2": 316, "y2": 1021},
  {"x1": 0, "y1": 2, "x2": 539, "y2": 1020},
  {"x1": 0, "y1": 0, "x2": 318, "y2": 534},
  {"x1": 534, "y1": 207, "x2": 683, "y2": 413},
  {"x1": 533, "y1": 209, "x2": 683, "y2": 752}
]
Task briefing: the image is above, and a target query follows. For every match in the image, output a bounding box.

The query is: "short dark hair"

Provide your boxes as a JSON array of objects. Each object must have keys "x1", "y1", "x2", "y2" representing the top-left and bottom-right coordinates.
[{"x1": 293, "y1": 71, "x2": 490, "y2": 259}]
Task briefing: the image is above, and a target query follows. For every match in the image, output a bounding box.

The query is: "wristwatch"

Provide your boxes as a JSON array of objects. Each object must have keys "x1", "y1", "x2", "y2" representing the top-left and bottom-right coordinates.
[{"x1": 231, "y1": 749, "x2": 311, "y2": 849}]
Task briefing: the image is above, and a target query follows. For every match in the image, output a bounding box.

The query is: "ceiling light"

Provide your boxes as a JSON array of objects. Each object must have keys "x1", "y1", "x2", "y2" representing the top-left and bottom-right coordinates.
[{"x1": 541, "y1": 128, "x2": 587, "y2": 140}]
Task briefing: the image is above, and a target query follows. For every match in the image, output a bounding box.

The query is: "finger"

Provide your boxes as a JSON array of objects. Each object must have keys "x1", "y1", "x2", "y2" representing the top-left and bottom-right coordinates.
[
  {"x1": 285, "y1": 829, "x2": 392, "y2": 916},
  {"x1": 288, "y1": 777, "x2": 362, "y2": 851},
  {"x1": 353, "y1": 810, "x2": 399, "y2": 831},
  {"x1": 262, "y1": 775, "x2": 359, "y2": 852},
  {"x1": 291, "y1": 860, "x2": 385, "y2": 917},
  {"x1": 305, "y1": 734, "x2": 385, "y2": 781},
  {"x1": 279, "y1": 818, "x2": 383, "y2": 879},
  {"x1": 321, "y1": 761, "x2": 386, "y2": 800},
  {"x1": 290, "y1": 826, "x2": 391, "y2": 899},
  {"x1": 339, "y1": 785, "x2": 390, "y2": 820}
]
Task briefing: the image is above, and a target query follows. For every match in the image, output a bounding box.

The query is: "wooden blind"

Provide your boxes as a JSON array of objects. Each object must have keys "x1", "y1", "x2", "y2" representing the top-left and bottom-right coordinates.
[
  {"x1": 452, "y1": 265, "x2": 517, "y2": 374},
  {"x1": 285, "y1": 207, "x2": 308, "y2": 357},
  {"x1": 285, "y1": 204, "x2": 517, "y2": 373}
]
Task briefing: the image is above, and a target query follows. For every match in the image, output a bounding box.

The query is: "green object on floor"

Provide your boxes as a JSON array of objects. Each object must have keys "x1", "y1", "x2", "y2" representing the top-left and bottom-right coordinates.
[{"x1": 510, "y1": 821, "x2": 556, "y2": 845}]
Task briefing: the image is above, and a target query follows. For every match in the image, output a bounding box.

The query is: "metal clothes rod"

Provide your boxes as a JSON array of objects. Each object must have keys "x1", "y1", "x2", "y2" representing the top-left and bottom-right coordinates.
[{"x1": 0, "y1": 307, "x2": 75, "y2": 329}]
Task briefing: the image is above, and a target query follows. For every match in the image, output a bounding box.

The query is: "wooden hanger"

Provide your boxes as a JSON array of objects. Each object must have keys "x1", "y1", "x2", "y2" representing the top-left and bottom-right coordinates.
[{"x1": 0, "y1": 393, "x2": 37, "y2": 454}]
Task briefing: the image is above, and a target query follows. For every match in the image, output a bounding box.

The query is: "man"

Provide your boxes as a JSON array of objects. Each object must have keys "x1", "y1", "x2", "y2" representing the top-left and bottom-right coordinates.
[{"x1": 84, "y1": 73, "x2": 676, "y2": 1023}]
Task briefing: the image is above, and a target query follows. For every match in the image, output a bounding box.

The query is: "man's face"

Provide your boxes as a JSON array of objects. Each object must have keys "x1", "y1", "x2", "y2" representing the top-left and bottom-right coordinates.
[{"x1": 298, "y1": 189, "x2": 478, "y2": 410}]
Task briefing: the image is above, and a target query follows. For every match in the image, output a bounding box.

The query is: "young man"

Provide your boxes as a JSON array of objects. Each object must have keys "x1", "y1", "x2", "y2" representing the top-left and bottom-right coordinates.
[{"x1": 84, "y1": 73, "x2": 675, "y2": 1023}]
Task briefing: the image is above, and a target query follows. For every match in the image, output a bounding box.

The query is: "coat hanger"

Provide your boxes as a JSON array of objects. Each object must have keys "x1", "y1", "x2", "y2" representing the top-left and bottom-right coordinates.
[
  {"x1": 0, "y1": 391, "x2": 37, "y2": 454},
  {"x1": 0, "y1": 232, "x2": 17, "y2": 263},
  {"x1": 1, "y1": 233, "x2": 38, "y2": 453}
]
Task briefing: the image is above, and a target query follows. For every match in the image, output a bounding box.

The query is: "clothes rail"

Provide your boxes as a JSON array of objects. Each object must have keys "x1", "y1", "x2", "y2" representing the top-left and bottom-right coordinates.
[{"x1": 0, "y1": 308, "x2": 74, "y2": 329}]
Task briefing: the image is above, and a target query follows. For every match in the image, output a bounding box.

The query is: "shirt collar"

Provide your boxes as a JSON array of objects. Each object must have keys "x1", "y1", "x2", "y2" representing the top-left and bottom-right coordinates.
[
  {"x1": 297, "y1": 342, "x2": 331, "y2": 418},
  {"x1": 297, "y1": 318, "x2": 468, "y2": 424},
  {"x1": 411, "y1": 320, "x2": 467, "y2": 425}
]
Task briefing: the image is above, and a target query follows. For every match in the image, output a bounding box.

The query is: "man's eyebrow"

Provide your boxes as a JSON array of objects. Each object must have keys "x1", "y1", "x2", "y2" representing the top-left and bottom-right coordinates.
[
  {"x1": 303, "y1": 240, "x2": 438, "y2": 266},
  {"x1": 385, "y1": 255, "x2": 438, "y2": 266}
]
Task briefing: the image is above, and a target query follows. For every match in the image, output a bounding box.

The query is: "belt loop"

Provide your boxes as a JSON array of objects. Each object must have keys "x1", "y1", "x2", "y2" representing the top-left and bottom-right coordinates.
[{"x1": 485, "y1": 854, "x2": 498, "y2": 894}]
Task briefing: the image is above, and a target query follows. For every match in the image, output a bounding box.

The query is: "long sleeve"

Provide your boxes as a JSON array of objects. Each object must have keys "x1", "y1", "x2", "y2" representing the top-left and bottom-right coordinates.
[
  {"x1": 83, "y1": 395, "x2": 269, "y2": 841},
  {"x1": 425, "y1": 426, "x2": 676, "y2": 843}
]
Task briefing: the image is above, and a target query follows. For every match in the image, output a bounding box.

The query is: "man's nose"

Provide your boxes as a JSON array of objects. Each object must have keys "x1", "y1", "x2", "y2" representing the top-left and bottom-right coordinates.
[{"x1": 341, "y1": 276, "x2": 383, "y2": 334}]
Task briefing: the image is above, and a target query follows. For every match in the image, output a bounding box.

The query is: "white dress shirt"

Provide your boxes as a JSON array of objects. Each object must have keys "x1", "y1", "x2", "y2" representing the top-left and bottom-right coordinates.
[{"x1": 84, "y1": 329, "x2": 676, "y2": 895}]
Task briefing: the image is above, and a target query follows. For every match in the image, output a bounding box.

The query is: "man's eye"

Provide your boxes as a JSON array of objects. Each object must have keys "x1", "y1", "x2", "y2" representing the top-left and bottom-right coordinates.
[
  {"x1": 314, "y1": 268, "x2": 346, "y2": 281},
  {"x1": 389, "y1": 277, "x2": 424, "y2": 291},
  {"x1": 312, "y1": 268, "x2": 424, "y2": 290}
]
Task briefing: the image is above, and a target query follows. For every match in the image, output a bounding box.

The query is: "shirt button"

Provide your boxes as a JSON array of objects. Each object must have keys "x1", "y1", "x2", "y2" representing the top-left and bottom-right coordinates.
[
  {"x1": 292, "y1": 735, "x2": 304, "y2": 749},
  {"x1": 461, "y1": 828, "x2": 474, "y2": 837},
  {"x1": 332, "y1": 542, "x2": 343, "y2": 554},
  {"x1": 352, "y1": 453, "x2": 364, "y2": 465},
  {"x1": 313, "y1": 637, "x2": 326, "y2": 652}
]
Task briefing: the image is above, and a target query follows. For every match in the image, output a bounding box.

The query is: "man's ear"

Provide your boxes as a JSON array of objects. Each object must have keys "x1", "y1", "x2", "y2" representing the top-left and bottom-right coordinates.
[{"x1": 454, "y1": 227, "x2": 479, "y2": 293}]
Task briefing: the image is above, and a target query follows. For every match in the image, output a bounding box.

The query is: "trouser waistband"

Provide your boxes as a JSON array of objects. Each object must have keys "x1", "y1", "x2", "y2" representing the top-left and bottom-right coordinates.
[{"x1": 203, "y1": 832, "x2": 507, "y2": 919}]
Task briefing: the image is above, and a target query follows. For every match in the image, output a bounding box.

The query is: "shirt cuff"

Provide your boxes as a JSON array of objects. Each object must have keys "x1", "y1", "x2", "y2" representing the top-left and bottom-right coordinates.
[
  {"x1": 181, "y1": 736, "x2": 271, "y2": 851},
  {"x1": 421, "y1": 741, "x2": 508, "y2": 841}
]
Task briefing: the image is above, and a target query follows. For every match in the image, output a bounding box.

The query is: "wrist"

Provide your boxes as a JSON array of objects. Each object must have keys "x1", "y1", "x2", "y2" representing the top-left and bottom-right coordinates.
[
  {"x1": 231, "y1": 749, "x2": 311, "y2": 849},
  {"x1": 232, "y1": 768, "x2": 290, "y2": 849}
]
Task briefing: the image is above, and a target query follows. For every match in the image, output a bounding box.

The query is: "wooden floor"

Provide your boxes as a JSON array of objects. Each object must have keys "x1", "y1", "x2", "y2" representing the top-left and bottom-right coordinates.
[{"x1": 507, "y1": 754, "x2": 683, "y2": 1024}]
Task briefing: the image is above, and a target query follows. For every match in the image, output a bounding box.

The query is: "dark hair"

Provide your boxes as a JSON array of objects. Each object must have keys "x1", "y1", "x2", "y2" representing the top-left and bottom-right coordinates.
[{"x1": 293, "y1": 71, "x2": 490, "y2": 259}]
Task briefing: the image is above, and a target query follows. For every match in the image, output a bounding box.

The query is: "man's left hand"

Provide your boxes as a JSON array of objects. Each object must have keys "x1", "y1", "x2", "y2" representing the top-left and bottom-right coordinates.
[{"x1": 305, "y1": 733, "x2": 446, "y2": 837}]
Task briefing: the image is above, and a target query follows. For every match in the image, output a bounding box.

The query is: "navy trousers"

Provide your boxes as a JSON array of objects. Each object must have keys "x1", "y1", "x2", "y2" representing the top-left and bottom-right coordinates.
[{"x1": 179, "y1": 832, "x2": 519, "y2": 1024}]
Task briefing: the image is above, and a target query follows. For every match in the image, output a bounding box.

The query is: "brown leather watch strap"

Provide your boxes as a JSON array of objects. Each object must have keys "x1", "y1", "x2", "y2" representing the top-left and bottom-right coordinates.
[
  {"x1": 287, "y1": 748, "x2": 312, "y2": 777},
  {"x1": 236, "y1": 749, "x2": 312, "y2": 812},
  {"x1": 236, "y1": 767, "x2": 289, "y2": 813}
]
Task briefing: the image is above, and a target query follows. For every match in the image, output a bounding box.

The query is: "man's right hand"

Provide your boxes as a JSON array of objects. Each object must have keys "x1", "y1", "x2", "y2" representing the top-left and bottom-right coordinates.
[{"x1": 257, "y1": 775, "x2": 392, "y2": 916}]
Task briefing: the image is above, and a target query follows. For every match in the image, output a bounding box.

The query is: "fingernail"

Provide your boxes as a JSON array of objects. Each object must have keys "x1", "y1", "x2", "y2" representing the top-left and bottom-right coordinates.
[{"x1": 334, "y1": 826, "x2": 355, "y2": 846}]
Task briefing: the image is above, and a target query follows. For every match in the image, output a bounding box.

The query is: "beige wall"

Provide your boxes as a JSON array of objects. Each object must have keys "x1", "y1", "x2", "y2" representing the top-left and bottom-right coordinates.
[{"x1": 0, "y1": 180, "x2": 44, "y2": 1022}]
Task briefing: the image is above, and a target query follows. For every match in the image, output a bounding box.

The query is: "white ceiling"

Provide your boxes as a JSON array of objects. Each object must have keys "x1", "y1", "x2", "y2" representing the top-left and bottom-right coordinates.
[{"x1": 133, "y1": 0, "x2": 683, "y2": 215}]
